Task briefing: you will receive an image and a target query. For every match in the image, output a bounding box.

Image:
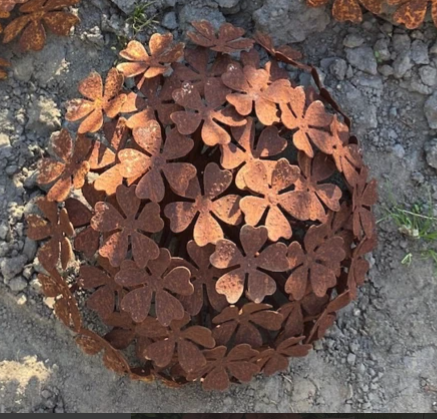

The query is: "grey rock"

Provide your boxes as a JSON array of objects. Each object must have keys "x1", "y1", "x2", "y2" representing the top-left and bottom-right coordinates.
[
  {"x1": 111, "y1": 0, "x2": 137, "y2": 14},
  {"x1": 26, "y1": 96, "x2": 61, "y2": 137},
  {"x1": 8, "y1": 276, "x2": 28, "y2": 292},
  {"x1": 430, "y1": 41, "x2": 437, "y2": 55},
  {"x1": 373, "y1": 39, "x2": 391, "y2": 62},
  {"x1": 1, "y1": 255, "x2": 27, "y2": 281},
  {"x1": 161, "y1": 11, "x2": 177, "y2": 30},
  {"x1": 330, "y1": 58, "x2": 347, "y2": 81},
  {"x1": 392, "y1": 144, "x2": 405, "y2": 159},
  {"x1": 215, "y1": 0, "x2": 239, "y2": 7},
  {"x1": 378, "y1": 64, "x2": 393, "y2": 77},
  {"x1": 408, "y1": 77, "x2": 432, "y2": 95},
  {"x1": 0, "y1": 224, "x2": 8, "y2": 240},
  {"x1": 410, "y1": 40, "x2": 429, "y2": 65},
  {"x1": 393, "y1": 53, "x2": 413, "y2": 79},
  {"x1": 343, "y1": 34, "x2": 364, "y2": 48},
  {"x1": 23, "y1": 237, "x2": 37, "y2": 262},
  {"x1": 419, "y1": 65, "x2": 437, "y2": 86},
  {"x1": 345, "y1": 46, "x2": 377, "y2": 75},
  {"x1": 425, "y1": 139, "x2": 437, "y2": 169},
  {"x1": 12, "y1": 55, "x2": 35, "y2": 83},
  {"x1": 253, "y1": 0, "x2": 330, "y2": 44},
  {"x1": 392, "y1": 34, "x2": 411, "y2": 54},
  {"x1": 424, "y1": 93, "x2": 437, "y2": 129},
  {"x1": 179, "y1": 5, "x2": 225, "y2": 33},
  {"x1": 16, "y1": 293, "x2": 27, "y2": 305},
  {"x1": 347, "y1": 353, "x2": 356, "y2": 365}
]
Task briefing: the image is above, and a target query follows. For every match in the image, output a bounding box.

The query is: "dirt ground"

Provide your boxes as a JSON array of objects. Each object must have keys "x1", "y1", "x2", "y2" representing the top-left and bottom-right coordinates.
[{"x1": 1, "y1": 0, "x2": 437, "y2": 413}]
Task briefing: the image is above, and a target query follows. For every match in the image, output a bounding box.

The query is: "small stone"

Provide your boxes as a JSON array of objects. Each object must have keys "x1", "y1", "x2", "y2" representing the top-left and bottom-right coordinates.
[
  {"x1": 23, "y1": 237, "x2": 37, "y2": 262},
  {"x1": 378, "y1": 65, "x2": 394, "y2": 77},
  {"x1": 1, "y1": 255, "x2": 27, "y2": 281},
  {"x1": 41, "y1": 390, "x2": 52, "y2": 399},
  {"x1": 345, "y1": 46, "x2": 377, "y2": 75},
  {"x1": 8, "y1": 276, "x2": 28, "y2": 292},
  {"x1": 419, "y1": 66, "x2": 437, "y2": 86},
  {"x1": 392, "y1": 144, "x2": 405, "y2": 158},
  {"x1": 110, "y1": 0, "x2": 136, "y2": 14},
  {"x1": 424, "y1": 93, "x2": 437, "y2": 129},
  {"x1": 373, "y1": 39, "x2": 391, "y2": 62},
  {"x1": 392, "y1": 34, "x2": 411, "y2": 54},
  {"x1": 410, "y1": 40, "x2": 429, "y2": 65},
  {"x1": 392, "y1": 52, "x2": 413, "y2": 79},
  {"x1": 347, "y1": 353, "x2": 356, "y2": 365},
  {"x1": 330, "y1": 58, "x2": 347, "y2": 81},
  {"x1": 16, "y1": 293, "x2": 27, "y2": 305},
  {"x1": 343, "y1": 33, "x2": 364, "y2": 48},
  {"x1": 425, "y1": 139, "x2": 437, "y2": 169},
  {"x1": 0, "y1": 224, "x2": 8, "y2": 240},
  {"x1": 26, "y1": 96, "x2": 61, "y2": 137},
  {"x1": 215, "y1": 0, "x2": 239, "y2": 7},
  {"x1": 161, "y1": 11, "x2": 177, "y2": 30}
]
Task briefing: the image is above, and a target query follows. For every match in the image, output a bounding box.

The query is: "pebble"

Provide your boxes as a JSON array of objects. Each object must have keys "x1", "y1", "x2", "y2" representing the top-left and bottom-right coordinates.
[
  {"x1": 345, "y1": 46, "x2": 377, "y2": 75},
  {"x1": 8, "y1": 276, "x2": 28, "y2": 292},
  {"x1": 343, "y1": 34, "x2": 364, "y2": 48},
  {"x1": 419, "y1": 65, "x2": 437, "y2": 86},
  {"x1": 0, "y1": 255, "x2": 27, "y2": 281},
  {"x1": 23, "y1": 237, "x2": 37, "y2": 262},
  {"x1": 425, "y1": 139, "x2": 437, "y2": 169},
  {"x1": 424, "y1": 93, "x2": 437, "y2": 129},
  {"x1": 16, "y1": 293, "x2": 27, "y2": 305},
  {"x1": 161, "y1": 11, "x2": 178, "y2": 30},
  {"x1": 392, "y1": 144, "x2": 405, "y2": 158},
  {"x1": 347, "y1": 353, "x2": 356, "y2": 365},
  {"x1": 410, "y1": 40, "x2": 429, "y2": 65}
]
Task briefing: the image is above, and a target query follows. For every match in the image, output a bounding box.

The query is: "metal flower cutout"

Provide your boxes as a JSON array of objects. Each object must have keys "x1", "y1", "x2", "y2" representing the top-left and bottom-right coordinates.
[
  {"x1": 27, "y1": 197, "x2": 74, "y2": 270},
  {"x1": 66, "y1": 68, "x2": 127, "y2": 134},
  {"x1": 2, "y1": 0, "x2": 80, "y2": 51},
  {"x1": 28, "y1": 23, "x2": 377, "y2": 391},
  {"x1": 211, "y1": 225, "x2": 289, "y2": 304},
  {"x1": 171, "y1": 241, "x2": 228, "y2": 316},
  {"x1": 221, "y1": 63, "x2": 292, "y2": 126},
  {"x1": 289, "y1": 152, "x2": 343, "y2": 222},
  {"x1": 352, "y1": 167, "x2": 378, "y2": 238},
  {"x1": 187, "y1": 21, "x2": 254, "y2": 54},
  {"x1": 164, "y1": 162, "x2": 242, "y2": 246},
  {"x1": 212, "y1": 303, "x2": 283, "y2": 347},
  {"x1": 91, "y1": 184, "x2": 164, "y2": 268},
  {"x1": 37, "y1": 129, "x2": 92, "y2": 202},
  {"x1": 254, "y1": 31, "x2": 303, "y2": 64},
  {"x1": 0, "y1": 57, "x2": 10, "y2": 80},
  {"x1": 0, "y1": 0, "x2": 29, "y2": 13},
  {"x1": 257, "y1": 337, "x2": 312, "y2": 376},
  {"x1": 241, "y1": 159, "x2": 301, "y2": 242},
  {"x1": 139, "y1": 314, "x2": 215, "y2": 373},
  {"x1": 38, "y1": 269, "x2": 81, "y2": 332},
  {"x1": 78, "y1": 256, "x2": 122, "y2": 320},
  {"x1": 388, "y1": 0, "x2": 436, "y2": 29},
  {"x1": 173, "y1": 47, "x2": 233, "y2": 95},
  {"x1": 189, "y1": 344, "x2": 260, "y2": 391},
  {"x1": 65, "y1": 180, "x2": 104, "y2": 258},
  {"x1": 117, "y1": 34, "x2": 184, "y2": 88},
  {"x1": 220, "y1": 117, "x2": 287, "y2": 190},
  {"x1": 280, "y1": 86, "x2": 333, "y2": 158},
  {"x1": 121, "y1": 74, "x2": 181, "y2": 128},
  {"x1": 115, "y1": 248, "x2": 193, "y2": 325},
  {"x1": 171, "y1": 78, "x2": 246, "y2": 146},
  {"x1": 307, "y1": 0, "x2": 382, "y2": 24},
  {"x1": 117, "y1": 120, "x2": 196, "y2": 202},
  {"x1": 286, "y1": 223, "x2": 346, "y2": 300}
]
